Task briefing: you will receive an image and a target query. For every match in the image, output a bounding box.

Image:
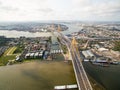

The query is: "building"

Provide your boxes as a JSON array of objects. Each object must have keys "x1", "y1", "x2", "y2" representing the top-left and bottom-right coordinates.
[{"x1": 82, "y1": 50, "x2": 95, "y2": 61}]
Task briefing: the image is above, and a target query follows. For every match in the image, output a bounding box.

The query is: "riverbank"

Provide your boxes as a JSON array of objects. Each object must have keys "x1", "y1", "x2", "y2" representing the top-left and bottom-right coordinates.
[{"x1": 88, "y1": 74, "x2": 106, "y2": 90}]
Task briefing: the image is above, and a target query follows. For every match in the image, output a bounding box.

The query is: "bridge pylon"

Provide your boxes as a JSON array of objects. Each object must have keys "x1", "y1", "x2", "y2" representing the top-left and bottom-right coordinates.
[
  {"x1": 57, "y1": 24, "x2": 61, "y2": 33},
  {"x1": 71, "y1": 36, "x2": 79, "y2": 55},
  {"x1": 71, "y1": 37, "x2": 79, "y2": 50},
  {"x1": 71, "y1": 37, "x2": 78, "y2": 45}
]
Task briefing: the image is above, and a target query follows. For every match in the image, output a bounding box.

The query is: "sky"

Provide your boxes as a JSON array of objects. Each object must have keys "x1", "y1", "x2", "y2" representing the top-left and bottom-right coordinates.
[{"x1": 0, "y1": 0, "x2": 120, "y2": 21}]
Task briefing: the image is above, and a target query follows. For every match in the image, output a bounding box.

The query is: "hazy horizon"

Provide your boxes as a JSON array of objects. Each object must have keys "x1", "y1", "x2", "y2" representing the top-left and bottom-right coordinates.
[{"x1": 0, "y1": 20, "x2": 120, "y2": 23}]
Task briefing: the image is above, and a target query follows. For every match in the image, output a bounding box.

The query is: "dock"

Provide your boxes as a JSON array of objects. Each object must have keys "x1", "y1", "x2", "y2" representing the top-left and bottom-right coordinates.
[{"x1": 54, "y1": 84, "x2": 77, "y2": 90}]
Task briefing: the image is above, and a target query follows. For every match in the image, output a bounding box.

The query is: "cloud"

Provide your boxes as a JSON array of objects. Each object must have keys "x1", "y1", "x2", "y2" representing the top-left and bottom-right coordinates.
[
  {"x1": 0, "y1": 0, "x2": 19, "y2": 12},
  {"x1": 0, "y1": 1, "x2": 2, "y2": 5},
  {"x1": 72, "y1": 0, "x2": 91, "y2": 7},
  {"x1": 0, "y1": 0, "x2": 120, "y2": 21},
  {"x1": 0, "y1": 6, "x2": 19, "y2": 11},
  {"x1": 69, "y1": 0, "x2": 120, "y2": 21},
  {"x1": 90, "y1": 2, "x2": 120, "y2": 18},
  {"x1": 37, "y1": 8, "x2": 54, "y2": 13}
]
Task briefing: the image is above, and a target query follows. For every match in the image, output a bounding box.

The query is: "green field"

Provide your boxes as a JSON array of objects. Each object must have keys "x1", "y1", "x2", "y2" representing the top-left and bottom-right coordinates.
[
  {"x1": 0, "y1": 55, "x2": 16, "y2": 66},
  {"x1": 4, "y1": 46, "x2": 17, "y2": 56},
  {"x1": 0, "y1": 47, "x2": 17, "y2": 66}
]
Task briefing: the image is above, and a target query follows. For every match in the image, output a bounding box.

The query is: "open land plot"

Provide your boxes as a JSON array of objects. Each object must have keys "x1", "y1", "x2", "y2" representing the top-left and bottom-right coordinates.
[
  {"x1": 4, "y1": 46, "x2": 17, "y2": 56},
  {"x1": 0, "y1": 55, "x2": 16, "y2": 66},
  {"x1": 0, "y1": 47, "x2": 18, "y2": 66}
]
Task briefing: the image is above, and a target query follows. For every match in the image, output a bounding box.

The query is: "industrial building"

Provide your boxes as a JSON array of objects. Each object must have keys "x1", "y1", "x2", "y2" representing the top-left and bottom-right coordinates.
[
  {"x1": 25, "y1": 51, "x2": 43, "y2": 59},
  {"x1": 82, "y1": 50, "x2": 95, "y2": 61},
  {"x1": 50, "y1": 49, "x2": 63, "y2": 54}
]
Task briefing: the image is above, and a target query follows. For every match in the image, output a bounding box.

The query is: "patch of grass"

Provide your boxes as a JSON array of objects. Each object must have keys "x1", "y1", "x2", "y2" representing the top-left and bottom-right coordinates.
[
  {"x1": 4, "y1": 46, "x2": 17, "y2": 56},
  {"x1": 113, "y1": 41, "x2": 120, "y2": 51},
  {"x1": 3, "y1": 48, "x2": 11, "y2": 55},
  {"x1": 24, "y1": 59, "x2": 42, "y2": 62},
  {"x1": 61, "y1": 45, "x2": 67, "y2": 54},
  {"x1": 0, "y1": 46, "x2": 18, "y2": 66},
  {"x1": 0, "y1": 55, "x2": 16, "y2": 66}
]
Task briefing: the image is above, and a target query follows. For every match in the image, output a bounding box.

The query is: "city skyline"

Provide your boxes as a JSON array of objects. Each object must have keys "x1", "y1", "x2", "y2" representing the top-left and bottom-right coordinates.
[{"x1": 0, "y1": 0, "x2": 120, "y2": 21}]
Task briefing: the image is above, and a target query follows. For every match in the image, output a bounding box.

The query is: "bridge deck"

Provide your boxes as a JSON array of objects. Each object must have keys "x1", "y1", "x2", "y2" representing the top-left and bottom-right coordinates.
[{"x1": 58, "y1": 33, "x2": 93, "y2": 90}]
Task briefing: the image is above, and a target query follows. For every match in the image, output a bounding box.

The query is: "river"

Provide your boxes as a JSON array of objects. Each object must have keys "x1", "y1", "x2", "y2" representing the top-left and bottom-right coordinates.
[
  {"x1": 83, "y1": 62, "x2": 120, "y2": 90},
  {"x1": 61, "y1": 23, "x2": 82, "y2": 35},
  {"x1": 0, "y1": 30, "x2": 52, "y2": 38},
  {"x1": 0, "y1": 24, "x2": 81, "y2": 37},
  {"x1": 0, "y1": 61, "x2": 77, "y2": 90}
]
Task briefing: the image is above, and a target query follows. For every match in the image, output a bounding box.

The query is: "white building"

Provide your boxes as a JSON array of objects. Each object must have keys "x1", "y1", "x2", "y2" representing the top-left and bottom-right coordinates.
[{"x1": 82, "y1": 50, "x2": 95, "y2": 60}]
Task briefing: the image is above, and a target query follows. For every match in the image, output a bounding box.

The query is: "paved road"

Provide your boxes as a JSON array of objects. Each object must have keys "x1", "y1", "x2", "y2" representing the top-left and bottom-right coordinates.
[{"x1": 58, "y1": 33, "x2": 93, "y2": 90}]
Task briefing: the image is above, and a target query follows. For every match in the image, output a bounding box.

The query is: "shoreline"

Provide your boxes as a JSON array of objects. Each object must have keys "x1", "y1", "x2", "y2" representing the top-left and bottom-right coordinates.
[{"x1": 88, "y1": 74, "x2": 106, "y2": 90}]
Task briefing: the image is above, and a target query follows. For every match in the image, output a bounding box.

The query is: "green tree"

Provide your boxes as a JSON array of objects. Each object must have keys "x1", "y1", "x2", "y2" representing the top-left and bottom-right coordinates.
[{"x1": 113, "y1": 41, "x2": 120, "y2": 51}]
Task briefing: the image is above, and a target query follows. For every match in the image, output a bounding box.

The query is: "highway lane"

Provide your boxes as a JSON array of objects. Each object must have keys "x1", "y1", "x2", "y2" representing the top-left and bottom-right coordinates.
[
  {"x1": 71, "y1": 46, "x2": 87, "y2": 90},
  {"x1": 73, "y1": 47, "x2": 92, "y2": 90},
  {"x1": 58, "y1": 33, "x2": 93, "y2": 90}
]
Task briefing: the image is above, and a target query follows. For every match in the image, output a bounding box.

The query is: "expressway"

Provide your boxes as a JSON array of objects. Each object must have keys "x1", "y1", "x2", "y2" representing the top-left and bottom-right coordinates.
[{"x1": 58, "y1": 33, "x2": 93, "y2": 90}]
